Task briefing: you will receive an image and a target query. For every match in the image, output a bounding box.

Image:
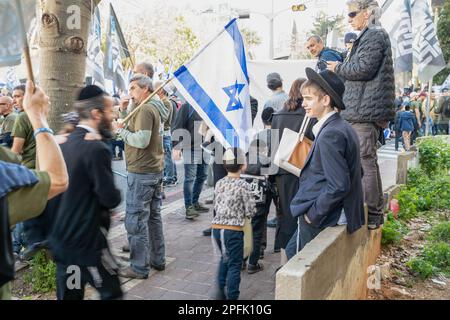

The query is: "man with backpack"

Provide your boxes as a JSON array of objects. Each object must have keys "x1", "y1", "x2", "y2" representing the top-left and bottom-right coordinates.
[{"x1": 306, "y1": 35, "x2": 343, "y2": 72}]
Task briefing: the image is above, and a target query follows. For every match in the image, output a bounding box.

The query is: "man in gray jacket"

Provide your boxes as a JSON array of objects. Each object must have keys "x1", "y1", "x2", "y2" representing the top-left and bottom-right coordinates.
[{"x1": 327, "y1": 0, "x2": 395, "y2": 230}]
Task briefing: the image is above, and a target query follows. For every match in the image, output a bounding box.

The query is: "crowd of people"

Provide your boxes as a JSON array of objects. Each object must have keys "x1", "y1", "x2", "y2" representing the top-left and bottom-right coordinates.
[{"x1": 1, "y1": 0, "x2": 448, "y2": 301}]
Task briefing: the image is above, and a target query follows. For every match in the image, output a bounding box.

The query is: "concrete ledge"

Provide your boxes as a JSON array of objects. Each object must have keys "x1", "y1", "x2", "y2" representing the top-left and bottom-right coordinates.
[
  {"x1": 275, "y1": 219, "x2": 381, "y2": 300},
  {"x1": 396, "y1": 151, "x2": 417, "y2": 185}
]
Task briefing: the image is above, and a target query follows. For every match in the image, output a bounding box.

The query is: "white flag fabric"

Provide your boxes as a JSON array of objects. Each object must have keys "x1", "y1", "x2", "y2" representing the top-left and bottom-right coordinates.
[
  {"x1": 86, "y1": 6, "x2": 105, "y2": 87},
  {"x1": 381, "y1": 0, "x2": 414, "y2": 74},
  {"x1": 411, "y1": 0, "x2": 446, "y2": 82},
  {"x1": 104, "y1": 4, "x2": 126, "y2": 92},
  {"x1": 0, "y1": 0, "x2": 36, "y2": 67},
  {"x1": 6, "y1": 67, "x2": 20, "y2": 90},
  {"x1": 173, "y1": 19, "x2": 252, "y2": 151}
]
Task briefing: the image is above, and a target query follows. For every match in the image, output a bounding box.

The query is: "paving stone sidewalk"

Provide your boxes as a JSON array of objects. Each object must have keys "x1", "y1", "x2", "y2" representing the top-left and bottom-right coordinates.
[{"x1": 104, "y1": 189, "x2": 279, "y2": 300}]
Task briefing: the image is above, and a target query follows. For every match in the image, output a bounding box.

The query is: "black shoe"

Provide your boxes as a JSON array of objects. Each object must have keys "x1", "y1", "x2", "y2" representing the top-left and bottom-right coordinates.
[
  {"x1": 267, "y1": 217, "x2": 277, "y2": 228},
  {"x1": 273, "y1": 247, "x2": 281, "y2": 253},
  {"x1": 368, "y1": 214, "x2": 382, "y2": 230},
  {"x1": 202, "y1": 228, "x2": 212, "y2": 237},
  {"x1": 186, "y1": 206, "x2": 200, "y2": 220},
  {"x1": 194, "y1": 203, "x2": 209, "y2": 213},
  {"x1": 247, "y1": 263, "x2": 264, "y2": 274},
  {"x1": 151, "y1": 264, "x2": 166, "y2": 271},
  {"x1": 21, "y1": 240, "x2": 49, "y2": 261}
]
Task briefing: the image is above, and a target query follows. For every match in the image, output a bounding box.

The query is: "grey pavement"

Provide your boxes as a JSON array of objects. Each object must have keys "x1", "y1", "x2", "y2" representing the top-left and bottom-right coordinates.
[{"x1": 102, "y1": 140, "x2": 399, "y2": 300}]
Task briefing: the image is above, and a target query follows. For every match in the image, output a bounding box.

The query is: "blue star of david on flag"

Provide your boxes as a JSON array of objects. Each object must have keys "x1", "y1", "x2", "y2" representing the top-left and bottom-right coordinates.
[
  {"x1": 223, "y1": 81, "x2": 245, "y2": 112},
  {"x1": 173, "y1": 19, "x2": 252, "y2": 151}
]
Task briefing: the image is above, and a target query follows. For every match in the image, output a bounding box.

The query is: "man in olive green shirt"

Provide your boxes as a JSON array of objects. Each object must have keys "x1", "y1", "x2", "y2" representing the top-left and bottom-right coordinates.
[
  {"x1": 0, "y1": 96, "x2": 17, "y2": 148},
  {"x1": 116, "y1": 74, "x2": 166, "y2": 279},
  {"x1": 11, "y1": 111, "x2": 36, "y2": 169},
  {"x1": 0, "y1": 81, "x2": 68, "y2": 300}
]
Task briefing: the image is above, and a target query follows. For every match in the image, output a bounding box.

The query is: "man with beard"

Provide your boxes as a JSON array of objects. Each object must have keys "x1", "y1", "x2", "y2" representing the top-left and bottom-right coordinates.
[{"x1": 49, "y1": 85, "x2": 122, "y2": 300}]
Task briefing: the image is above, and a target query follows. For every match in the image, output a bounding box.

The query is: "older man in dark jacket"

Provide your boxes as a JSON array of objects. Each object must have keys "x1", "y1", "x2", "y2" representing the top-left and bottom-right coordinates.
[{"x1": 327, "y1": 0, "x2": 395, "y2": 230}]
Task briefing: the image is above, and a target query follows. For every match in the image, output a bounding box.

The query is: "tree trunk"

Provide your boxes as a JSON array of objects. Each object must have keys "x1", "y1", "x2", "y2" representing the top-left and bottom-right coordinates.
[{"x1": 39, "y1": 0, "x2": 95, "y2": 131}]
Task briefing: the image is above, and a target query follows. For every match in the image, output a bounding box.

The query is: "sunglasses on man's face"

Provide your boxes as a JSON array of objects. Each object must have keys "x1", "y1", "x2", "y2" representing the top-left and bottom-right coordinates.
[{"x1": 348, "y1": 11, "x2": 360, "y2": 18}]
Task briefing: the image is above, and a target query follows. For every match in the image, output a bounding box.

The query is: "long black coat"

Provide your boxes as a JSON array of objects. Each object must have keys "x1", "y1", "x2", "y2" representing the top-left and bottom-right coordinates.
[{"x1": 290, "y1": 113, "x2": 365, "y2": 233}]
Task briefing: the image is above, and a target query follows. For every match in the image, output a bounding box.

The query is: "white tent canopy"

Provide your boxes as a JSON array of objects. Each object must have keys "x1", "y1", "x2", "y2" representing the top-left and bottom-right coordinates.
[{"x1": 248, "y1": 59, "x2": 316, "y2": 129}]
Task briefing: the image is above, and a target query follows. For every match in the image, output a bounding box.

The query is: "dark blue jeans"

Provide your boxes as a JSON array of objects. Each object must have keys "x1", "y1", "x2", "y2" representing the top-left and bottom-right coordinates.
[
  {"x1": 12, "y1": 222, "x2": 25, "y2": 254},
  {"x1": 213, "y1": 229, "x2": 243, "y2": 300},
  {"x1": 285, "y1": 216, "x2": 324, "y2": 260},
  {"x1": 183, "y1": 162, "x2": 208, "y2": 208},
  {"x1": 163, "y1": 135, "x2": 177, "y2": 183},
  {"x1": 125, "y1": 172, "x2": 165, "y2": 276}
]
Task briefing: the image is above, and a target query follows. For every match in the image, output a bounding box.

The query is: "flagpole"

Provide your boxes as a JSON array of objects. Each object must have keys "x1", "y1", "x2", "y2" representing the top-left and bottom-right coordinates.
[
  {"x1": 122, "y1": 77, "x2": 173, "y2": 124},
  {"x1": 15, "y1": 0, "x2": 34, "y2": 84},
  {"x1": 425, "y1": 80, "x2": 432, "y2": 136}
]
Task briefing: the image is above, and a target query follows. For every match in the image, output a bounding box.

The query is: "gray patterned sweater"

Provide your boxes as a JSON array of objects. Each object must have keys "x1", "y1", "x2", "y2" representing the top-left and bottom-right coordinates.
[{"x1": 212, "y1": 177, "x2": 256, "y2": 228}]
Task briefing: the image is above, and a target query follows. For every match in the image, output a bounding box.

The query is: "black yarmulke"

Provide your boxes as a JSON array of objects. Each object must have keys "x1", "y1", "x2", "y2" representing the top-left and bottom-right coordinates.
[{"x1": 77, "y1": 85, "x2": 105, "y2": 101}]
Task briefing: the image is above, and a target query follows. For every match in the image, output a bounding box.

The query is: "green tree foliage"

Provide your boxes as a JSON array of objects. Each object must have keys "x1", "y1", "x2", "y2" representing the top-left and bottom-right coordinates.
[
  {"x1": 309, "y1": 12, "x2": 345, "y2": 40},
  {"x1": 434, "y1": 1, "x2": 449, "y2": 85}
]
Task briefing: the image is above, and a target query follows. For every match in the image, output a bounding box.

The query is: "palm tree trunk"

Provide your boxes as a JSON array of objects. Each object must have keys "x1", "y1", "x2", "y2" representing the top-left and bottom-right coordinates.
[{"x1": 39, "y1": 0, "x2": 96, "y2": 131}]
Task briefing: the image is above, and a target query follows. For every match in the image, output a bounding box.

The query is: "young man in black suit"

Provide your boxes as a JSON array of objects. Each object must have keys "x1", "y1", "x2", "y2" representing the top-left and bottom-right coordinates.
[
  {"x1": 49, "y1": 85, "x2": 123, "y2": 300},
  {"x1": 285, "y1": 68, "x2": 365, "y2": 260}
]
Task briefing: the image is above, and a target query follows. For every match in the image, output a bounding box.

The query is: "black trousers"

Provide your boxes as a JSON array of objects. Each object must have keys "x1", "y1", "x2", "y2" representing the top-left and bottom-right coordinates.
[
  {"x1": 275, "y1": 174, "x2": 300, "y2": 249},
  {"x1": 56, "y1": 261, "x2": 122, "y2": 300},
  {"x1": 212, "y1": 162, "x2": 228, "y2": 218},
  {"x1": 248, "y1": 202, "x2": 270, "y2": 266}
]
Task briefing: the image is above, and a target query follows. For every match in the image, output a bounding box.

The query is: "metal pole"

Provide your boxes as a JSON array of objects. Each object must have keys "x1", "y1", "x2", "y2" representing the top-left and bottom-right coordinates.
[
  {"x1": 269, "y1": 0, "x2": 274, "y2": 59},
  {"x1": 426, "y1": 80, "x2": 432, "y2": 136},
  {"x1": 425, "y1": 6, "x2": 440, "y2": 136}
]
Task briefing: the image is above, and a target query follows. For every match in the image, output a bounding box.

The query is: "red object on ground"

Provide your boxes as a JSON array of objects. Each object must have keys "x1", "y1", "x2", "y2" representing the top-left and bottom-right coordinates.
[{"x1": 390, "y1": 199, "x2": 400, "y2": 219}]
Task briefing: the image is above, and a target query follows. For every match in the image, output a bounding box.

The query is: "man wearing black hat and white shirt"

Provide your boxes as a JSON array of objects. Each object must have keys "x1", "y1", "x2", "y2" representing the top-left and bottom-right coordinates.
[
  {"x1": 264, "y1": 73, "x2": 289, "y2": 112},
  {"x1": 285, "y1": 68, "x2": 365, "y2": 260}
]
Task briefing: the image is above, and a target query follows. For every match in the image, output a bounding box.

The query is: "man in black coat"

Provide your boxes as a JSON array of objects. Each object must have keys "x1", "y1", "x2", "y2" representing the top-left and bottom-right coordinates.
[
  {"x1": 326, "y1": 0, "x2": 395, "y2": 229},
  {"x1": 285, "y1": 68, "x2": 365, "y2": 260},
  {"x1": 49, "y1": 85, "x2": 122, "y2": 300}
]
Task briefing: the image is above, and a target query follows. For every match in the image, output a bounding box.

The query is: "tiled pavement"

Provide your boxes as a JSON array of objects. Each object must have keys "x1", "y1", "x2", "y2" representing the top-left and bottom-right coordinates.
[
  {"x1": 92, "y1": 141, "x2": 398, "y2": 301},
  {"x1": 101, "y1": 188, "x2": 279, "y2": 300}
]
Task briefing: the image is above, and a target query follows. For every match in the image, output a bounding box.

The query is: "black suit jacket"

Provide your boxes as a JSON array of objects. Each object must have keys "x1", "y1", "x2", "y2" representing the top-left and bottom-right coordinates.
[
  {"x1": 290, "y1": 113, "x2": 365, "y2": 233},
  {"x1": 50, "y1": 127, "x2": 121, "y2": 266}
]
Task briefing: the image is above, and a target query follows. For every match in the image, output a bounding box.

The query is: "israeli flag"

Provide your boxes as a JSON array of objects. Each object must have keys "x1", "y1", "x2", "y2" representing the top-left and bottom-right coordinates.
[{"x1": 173, "y1": 19, "x2": 252, "y2": 151}]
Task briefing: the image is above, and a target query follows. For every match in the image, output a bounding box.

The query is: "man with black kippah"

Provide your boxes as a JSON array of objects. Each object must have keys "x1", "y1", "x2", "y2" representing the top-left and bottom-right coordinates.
[{"x1": 49, "y1": 85, "x2": 123, "y2": 300}]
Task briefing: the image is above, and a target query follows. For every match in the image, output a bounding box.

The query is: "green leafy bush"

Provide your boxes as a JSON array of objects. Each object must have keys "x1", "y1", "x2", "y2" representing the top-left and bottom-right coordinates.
[
  {"x1": 406, "y1": 258, "x2": 434, "y2": 279},
  {"x1": 382, "y1": 213, "x2": 409, "y2": 245},
  {"x1": 396, "y1": 187, "x2": 419, "y2": 221},
  {"x1": 399, "y1": 169, "x2": 450, "y2": 217},
  {"x1": 422, "y1": 242, "x2": 450, "y2": 276},
  {"x1": 407, "y1": 242, "x2": 450, "y2": 278},
  {"x1": 24, "y1": 250, "x2": 56, "y2": 294},
  {"x1": 418, "y1": 137, "x2": 450, "y2": 176},
  {"x1": 427, "y1": 221, "x2": 450, "y2": 243}
]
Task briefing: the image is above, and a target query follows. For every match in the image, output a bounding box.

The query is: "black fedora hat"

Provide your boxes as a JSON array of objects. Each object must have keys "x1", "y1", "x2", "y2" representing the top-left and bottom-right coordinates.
[{"x1": 305, "y1": 67, "x2": 346, "y2": 110}]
